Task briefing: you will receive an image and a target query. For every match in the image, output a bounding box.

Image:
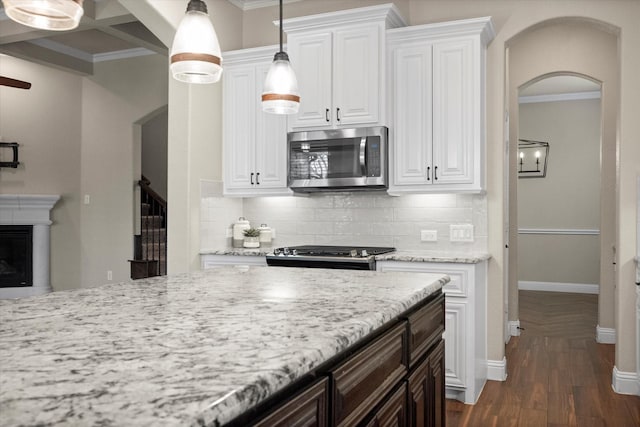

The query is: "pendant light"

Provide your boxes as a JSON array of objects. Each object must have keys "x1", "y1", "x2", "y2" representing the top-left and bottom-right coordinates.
[
  {"x1": 2, "y1": 0, "x2": 84, "y2": 31},
  {"x1": 262, "y1": 0, "x2": 299, "y2": 114},
  {"x1": 170, "y1": 0, "x2": 222, "y2": 84}
]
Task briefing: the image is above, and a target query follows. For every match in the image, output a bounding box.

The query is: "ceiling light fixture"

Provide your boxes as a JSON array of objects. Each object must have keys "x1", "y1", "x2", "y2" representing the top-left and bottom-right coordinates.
[
  {"x1": 170, "y1": 0, "x2": 222, "y2": 84},
  {"x1": 2, "y1": 0, "x2": 84, "y2": 31},
  {"x1": 262, "y1": 0, "x2": 299, "y2": 114}
]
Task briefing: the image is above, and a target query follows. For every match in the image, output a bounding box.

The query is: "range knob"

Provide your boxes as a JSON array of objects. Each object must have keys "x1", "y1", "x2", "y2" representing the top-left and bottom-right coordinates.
[
  {"x1": 273, "y1": 248, "x2": 281, "y2": 255},
  {"x1": 361, "y1": 249, "x2": 368, "y2": 257},
  {"x1": 292, "y1": 249, "x2": 298, "y2": 256},
  {"x1": 283, "y1": 247, "x2": 290, "y2": 256}
]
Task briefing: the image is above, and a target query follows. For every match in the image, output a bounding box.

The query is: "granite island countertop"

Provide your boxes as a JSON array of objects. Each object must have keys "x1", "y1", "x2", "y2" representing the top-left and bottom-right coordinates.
[{"x1": 0, "y1": 266, "x2": 447, "y2": 427}]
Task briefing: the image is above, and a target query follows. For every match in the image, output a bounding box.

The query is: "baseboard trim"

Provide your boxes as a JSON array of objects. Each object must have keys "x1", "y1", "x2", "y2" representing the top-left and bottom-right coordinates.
[
  {"x1": 487, "y1": 357, "x2": 507, "y2": 381},
  {"x1": 509, "y1": 320, "x2": 521, "y2": 337},
  {"x1": 596, "y1": 325, "x2": 616, "y2": 344},
  {"x1": 518, "y1": 281, "x2": 599, "y2": 294},
  {"x1": 612, "y1": 366, "x2": 640, "y2": 396}
]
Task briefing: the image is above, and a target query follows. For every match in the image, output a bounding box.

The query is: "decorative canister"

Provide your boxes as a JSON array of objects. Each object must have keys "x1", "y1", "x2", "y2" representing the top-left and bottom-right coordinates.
[
  {"x1": 258, "y1": 224, "x2": 272, "y2": 246},
  {"x1": 232, "y1": 217, "x2": 250, "y2": 248}
]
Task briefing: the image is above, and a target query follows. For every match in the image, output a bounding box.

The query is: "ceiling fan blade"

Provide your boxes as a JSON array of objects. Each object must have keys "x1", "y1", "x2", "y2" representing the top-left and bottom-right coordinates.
[{"x1": 0, "y1": 76, "x2": 32, "y2": 89}]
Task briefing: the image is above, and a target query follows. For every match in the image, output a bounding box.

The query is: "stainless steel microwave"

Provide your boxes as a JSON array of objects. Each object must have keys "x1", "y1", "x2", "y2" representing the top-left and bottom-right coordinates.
[{"x1": 288, "y1": 126, "x2": 388, "y2": 192}]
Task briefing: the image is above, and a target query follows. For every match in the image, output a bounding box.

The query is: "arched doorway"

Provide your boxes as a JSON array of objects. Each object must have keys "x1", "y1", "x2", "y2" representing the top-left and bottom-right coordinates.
[{"x1": 505, "y1": 18, "x2": 619, "y2": 348}]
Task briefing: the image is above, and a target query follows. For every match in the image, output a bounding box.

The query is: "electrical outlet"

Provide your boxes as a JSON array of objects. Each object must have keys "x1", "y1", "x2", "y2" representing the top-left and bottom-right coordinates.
[
  {"x1": 107, "y1": 270, "x2": 113, "y2": 281},
  {"x1": 225, "y1": 228, "x2": 232, "y2": 238},
  {"x1": 421, "y1": 230, "x2": 438, "y2": 242},
  {"x1": 450, "y1": 224, "x2": 474, "y2": 242},
  {"x1": 84, "y1": 194, "x2": 90, "y2": 205}
]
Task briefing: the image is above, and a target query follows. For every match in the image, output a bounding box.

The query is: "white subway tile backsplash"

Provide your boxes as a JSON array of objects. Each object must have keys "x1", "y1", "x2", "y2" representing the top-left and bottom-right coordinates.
[
  {"x1": 296, "y1": 221, "x2": 335, "y2": 235},
  {"x1": 201, "y1": 190, "x2": 487, "y2": 252}
]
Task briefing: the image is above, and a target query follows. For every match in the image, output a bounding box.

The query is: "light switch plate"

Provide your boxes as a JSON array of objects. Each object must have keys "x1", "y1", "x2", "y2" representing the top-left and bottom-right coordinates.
[
  {"x1": 450, "y1": 224, "x2": 474, "y2": 242},
  {"x1": 421, "y1": 230, "x2": 438, "y2": 242}
]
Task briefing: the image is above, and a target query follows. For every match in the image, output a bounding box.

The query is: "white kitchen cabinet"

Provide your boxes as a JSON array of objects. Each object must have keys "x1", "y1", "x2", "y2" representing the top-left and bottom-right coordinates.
[
  {"x1": 376, "y1": 260, "x2": 487, "y2": 404},
  {"x1": 222, "y1": 46, "x2": 291, "y2": 197},
  {"x1": 387, "y1": 17, "x2": 494, "y2": 194},
  {"x1": 284, "y1": 4, "x2": 406, "y2": 130}
]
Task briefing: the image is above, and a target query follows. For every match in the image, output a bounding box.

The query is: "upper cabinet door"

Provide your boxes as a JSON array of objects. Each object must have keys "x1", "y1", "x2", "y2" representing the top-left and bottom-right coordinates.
[
  {"x1": 287, "y1": 31, "x2": 333, "y2": 129},
  {"x1": 333, "y1": 25, "x2": 380, "y2": 126},
  {"x1": 223, "y1": 66, "x2": 256, "y2": 190},
  {"x1": 255, "y1": 64, "x2": 289, "y2": 189},
  {"x1": 432, "y1": 39, "x2": 475, "y2": 185},
  {"x1": 392, "y1": 43, "x2": 433, "y2": 186}
]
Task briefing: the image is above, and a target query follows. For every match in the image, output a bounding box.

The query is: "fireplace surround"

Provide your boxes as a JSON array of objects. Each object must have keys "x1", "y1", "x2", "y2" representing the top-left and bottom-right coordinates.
[{"x1": 0, "y1": 195, "x2": 60, "y2": 299}]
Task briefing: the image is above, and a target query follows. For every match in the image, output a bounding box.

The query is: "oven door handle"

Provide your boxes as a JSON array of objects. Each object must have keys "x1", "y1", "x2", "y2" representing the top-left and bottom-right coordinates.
[{"x1": 359, "y1": 137, "x2": 367, "y2": 176}]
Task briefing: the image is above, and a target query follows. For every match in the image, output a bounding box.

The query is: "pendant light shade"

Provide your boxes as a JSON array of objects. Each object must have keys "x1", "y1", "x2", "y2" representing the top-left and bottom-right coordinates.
[
  {"x1": 262, "y1": 0, "x2": 299, "y2": 114},
  {"x1": 170, "y1": 0, "x2": 222, "y2": 84},
  {"x1": 2, "y1": 0, "x2": 84, "y2": 31}
]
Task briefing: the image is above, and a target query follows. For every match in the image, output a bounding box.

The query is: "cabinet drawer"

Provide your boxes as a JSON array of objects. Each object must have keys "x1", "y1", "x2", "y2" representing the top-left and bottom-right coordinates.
[
  {"x1": 364, "y1": 383, "x2": 407, "y2": 427},
  {"x1": 407, "y1": 293, "x2": 445, "y2": 368},
  {"x1": 254, "y1": 377, "x2": 328, "y2": 427},
  {"x1": 331, "y1": 322, "x2": 408, "y2": 427}
]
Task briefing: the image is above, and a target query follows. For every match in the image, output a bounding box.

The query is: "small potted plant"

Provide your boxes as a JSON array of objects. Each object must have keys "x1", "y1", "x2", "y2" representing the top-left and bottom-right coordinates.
[{"x1": 243, "y1": 228, "x2": 261, "y2": 248}]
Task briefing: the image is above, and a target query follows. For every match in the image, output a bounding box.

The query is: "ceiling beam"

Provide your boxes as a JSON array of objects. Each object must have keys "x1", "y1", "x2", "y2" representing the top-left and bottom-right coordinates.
[{"x1": 0, "y1": 42, "x2": 93, "y2": 76}]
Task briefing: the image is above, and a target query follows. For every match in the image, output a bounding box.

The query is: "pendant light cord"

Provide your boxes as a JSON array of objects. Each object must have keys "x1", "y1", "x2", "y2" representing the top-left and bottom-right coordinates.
[{"x1": 279, "y1": 0, "x2": 283, "y2": 54}]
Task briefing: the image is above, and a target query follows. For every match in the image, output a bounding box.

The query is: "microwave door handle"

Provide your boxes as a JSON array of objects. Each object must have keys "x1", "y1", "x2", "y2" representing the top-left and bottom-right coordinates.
[{"x1": 359, "y1": 137, "x2": 367, "y2": 176}]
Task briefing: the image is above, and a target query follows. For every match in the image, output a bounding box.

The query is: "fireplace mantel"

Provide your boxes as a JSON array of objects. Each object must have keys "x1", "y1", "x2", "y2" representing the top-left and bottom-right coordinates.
[{"x1": 0, "y1": 194, "x2": 60, "y2": 298}]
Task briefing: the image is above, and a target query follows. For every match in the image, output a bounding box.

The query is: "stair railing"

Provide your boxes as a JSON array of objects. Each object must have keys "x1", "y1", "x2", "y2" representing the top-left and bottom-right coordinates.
[{"x1": 138, "y1": 175, "x2": 167, "y2": 276}]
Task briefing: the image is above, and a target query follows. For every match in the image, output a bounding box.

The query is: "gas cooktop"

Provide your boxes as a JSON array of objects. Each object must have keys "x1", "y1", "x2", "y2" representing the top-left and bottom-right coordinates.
[{"x1": 266, "y1": 245, "x2": 396, "y2": 270}]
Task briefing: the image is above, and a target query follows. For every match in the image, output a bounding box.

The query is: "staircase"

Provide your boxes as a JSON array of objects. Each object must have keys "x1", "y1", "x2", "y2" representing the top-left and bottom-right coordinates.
[{"x1": 129, "y1": 176, "x2": 166, "y2": 279}]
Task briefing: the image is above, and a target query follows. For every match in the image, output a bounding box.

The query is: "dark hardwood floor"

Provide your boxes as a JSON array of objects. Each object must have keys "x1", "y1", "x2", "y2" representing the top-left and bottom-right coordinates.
[{"x1": 446, "y1": 290, "x2": 640, "y2": 426}]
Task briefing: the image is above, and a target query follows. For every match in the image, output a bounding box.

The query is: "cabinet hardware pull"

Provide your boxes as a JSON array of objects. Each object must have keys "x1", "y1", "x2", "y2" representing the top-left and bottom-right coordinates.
[
  {"x1": 325, "y1": 108, "x2": 330, "y2": 122},
  {"x1": 336, "y1": 107, "x2": 341, "y2": 122},
  {"x1": 250, "y1": 172, "x2": 254, "y2": 185},
  {"x1": 427, "y1": 166, "x2": 431, "y2": 181},
  {"x1": 256, "y1": 172, "x2": 260, "y2": 185},
  {"x1": 434, "y1": 166, "x2": 438, "y2": 181}
]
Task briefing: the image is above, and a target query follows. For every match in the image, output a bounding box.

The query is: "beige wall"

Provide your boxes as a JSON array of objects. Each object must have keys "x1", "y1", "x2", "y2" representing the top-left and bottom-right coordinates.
[
  {"x1": 518, "y1": 98, "x2": 601, "y2": 284},
  {"x1": 80, "y1": 54, "x2": 168, "y2": 287},
  {"x1": 0, "y1": 52, "x2": 168, "y2": 290},
  {"x1": 0, "y1": 55, "x2": 82, "y2": 291}
]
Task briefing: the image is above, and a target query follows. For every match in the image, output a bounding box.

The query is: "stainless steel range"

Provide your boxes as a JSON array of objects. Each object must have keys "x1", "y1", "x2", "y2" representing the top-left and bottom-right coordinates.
[{"x1": 266, "y1": 245, "x2": 395, "y2": 270}]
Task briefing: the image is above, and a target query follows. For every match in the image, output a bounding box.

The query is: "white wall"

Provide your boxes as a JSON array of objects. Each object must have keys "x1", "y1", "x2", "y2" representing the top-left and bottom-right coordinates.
[{"x1": 518, "y1": 98, "x2": 601, "y2": 285}]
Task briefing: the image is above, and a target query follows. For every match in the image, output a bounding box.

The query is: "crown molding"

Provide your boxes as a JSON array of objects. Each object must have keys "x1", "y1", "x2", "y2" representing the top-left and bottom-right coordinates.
[
  {"x1": 227, "y1": 0, "x2": 303, "y2": 11},
  {"x1": 387, "y1": 16, "x2": 494, "y2": 46},
  {"x1": 281, "y1": 3, "x2": 407, "y2": 33},
  {"x1": 519, "y1": 90, "x2": 601, "y2": 104},
  {"x1": 28, "y1": 38, "x2": 156, "y2": 63}
]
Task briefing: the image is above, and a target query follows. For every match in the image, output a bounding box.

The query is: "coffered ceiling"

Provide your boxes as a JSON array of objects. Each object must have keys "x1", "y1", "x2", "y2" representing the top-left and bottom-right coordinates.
[{"x1": 0, "y1": 0, "x2": 305, "y2": 77}]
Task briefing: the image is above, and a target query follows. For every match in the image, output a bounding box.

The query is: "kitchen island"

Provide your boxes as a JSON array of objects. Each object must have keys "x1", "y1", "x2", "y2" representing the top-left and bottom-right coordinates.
[{"x1": 0, "y1": 266, "x2": 447, "y2": 426}]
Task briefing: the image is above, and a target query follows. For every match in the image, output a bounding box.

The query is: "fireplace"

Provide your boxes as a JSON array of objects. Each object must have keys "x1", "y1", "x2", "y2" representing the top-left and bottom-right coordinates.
[
  {"x1": 0, "y1": 225, "x2": 33, "y2": 287},
  {"x1": 0, "y1": 195, "x2": 59, "y2": 299}
]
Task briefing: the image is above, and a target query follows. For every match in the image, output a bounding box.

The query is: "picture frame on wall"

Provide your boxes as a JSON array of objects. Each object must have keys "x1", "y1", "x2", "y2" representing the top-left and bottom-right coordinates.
[{"x1": 518, "y1": 139, "x2": 549, "y2": 178}]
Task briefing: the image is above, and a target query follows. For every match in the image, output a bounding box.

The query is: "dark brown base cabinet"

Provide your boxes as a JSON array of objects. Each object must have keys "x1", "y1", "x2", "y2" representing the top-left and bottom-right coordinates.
[{"x1": 242, "y1": 291, "x2": 445, "y2": 427}]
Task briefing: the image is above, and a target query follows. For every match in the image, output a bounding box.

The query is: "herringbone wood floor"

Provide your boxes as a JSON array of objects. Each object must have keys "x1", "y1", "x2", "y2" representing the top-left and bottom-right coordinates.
[{"x1": 446, "y1": 291, "x2": 640, "y2": 426}]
